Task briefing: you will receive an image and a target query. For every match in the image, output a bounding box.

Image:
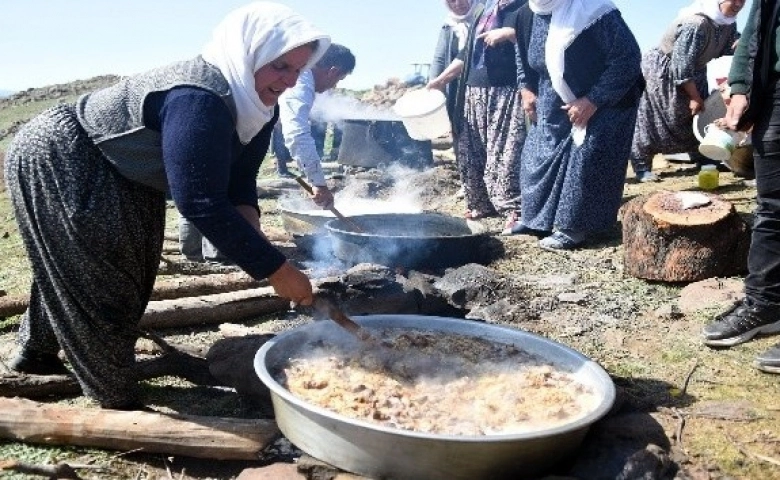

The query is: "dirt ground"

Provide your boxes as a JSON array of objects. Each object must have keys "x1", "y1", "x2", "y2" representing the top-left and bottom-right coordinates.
[{"x1": 1, "y1": 147, "x2": 779, "y2": 479}]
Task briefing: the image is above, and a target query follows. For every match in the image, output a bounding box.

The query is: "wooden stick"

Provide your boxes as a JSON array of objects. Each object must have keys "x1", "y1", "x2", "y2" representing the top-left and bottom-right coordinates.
[{"x1": 294, "y1": 176, "x2": 365, "y2": 233}]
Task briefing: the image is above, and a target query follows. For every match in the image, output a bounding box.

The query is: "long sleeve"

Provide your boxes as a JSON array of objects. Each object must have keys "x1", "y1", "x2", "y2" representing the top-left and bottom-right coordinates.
[
  {"x1": 584, "y1": 11, "x2": 642, "y2": 108},
  {"x1": 669, "y1": 21, "x2": 709, "y2": 84},
  {"x1": 729, "y1": 0, "x2": 760, "y2": 95},
  {"x1": 430, "y1": 26, "x2": 451, "y2": 80},
  {"x1": 154, "y1": 87, "x2": 286, "y2": 280},
  {"x1": 278, "y1": 70, "x2": 327, "y2": 186}
]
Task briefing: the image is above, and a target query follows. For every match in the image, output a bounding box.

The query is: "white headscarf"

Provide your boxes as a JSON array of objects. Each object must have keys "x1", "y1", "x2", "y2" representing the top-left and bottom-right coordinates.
[
  {"x1": 443, "y1": 0, "x2": 484, "y2": 52},
  {"x1": 529, "y1": 0, "x2": 616, "y2": 145},
  {"x1": 202, "y1": 2, "x2": 330, "y2": 144},
  {"x1": 676, "y1": 0, "x2": 738, "y2": 26}
]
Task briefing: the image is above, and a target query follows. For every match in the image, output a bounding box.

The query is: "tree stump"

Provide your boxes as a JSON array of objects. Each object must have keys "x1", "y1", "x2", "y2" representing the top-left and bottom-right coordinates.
[{"x1": 621, "y1": 191, "x2": 750, "y2": 282}]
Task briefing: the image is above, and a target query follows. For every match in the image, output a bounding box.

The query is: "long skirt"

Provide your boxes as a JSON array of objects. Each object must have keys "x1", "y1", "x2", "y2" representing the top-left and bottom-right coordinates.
[
  {"x1": 455, "y1": 85, "x2": 525, "y2": 217},
  {"x1": 4, "y1": 104, "x2": 165, "y2": 408}
]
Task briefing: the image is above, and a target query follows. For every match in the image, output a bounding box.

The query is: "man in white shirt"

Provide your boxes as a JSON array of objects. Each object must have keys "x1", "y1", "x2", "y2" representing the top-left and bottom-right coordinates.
[{"x1": 276, "y1": 43, "x2": 355, "y2": 208}]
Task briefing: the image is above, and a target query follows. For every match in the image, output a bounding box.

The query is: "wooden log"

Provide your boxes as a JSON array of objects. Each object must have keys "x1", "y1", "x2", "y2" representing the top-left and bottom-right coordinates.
[
  {"x1": 622, "y1": 191, "x2": 751, "y2": 282},
  {"x1": 0, "y1": 397, "x2": 280, "y2": 460},
  {"x1": 0, "y1": 273, "x2": 267, "y2": 319},
  {"x1": 151, "y1": 272, "x2": 265, "y2": 300},
  {"x1": 140, "y1": 286, "x2": 290, "y2": 329},
  {"x1": 0, "y1": 294, "x2": 28, "y2": 319},
  {"x1": 0, "y1": 342, "x2": 219, "y2": 398}
]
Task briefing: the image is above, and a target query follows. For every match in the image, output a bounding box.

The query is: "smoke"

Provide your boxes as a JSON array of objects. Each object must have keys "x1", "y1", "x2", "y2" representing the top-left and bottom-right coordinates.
[{"x1": 310, "y1": 92, "x2": 400, "y2": 124}]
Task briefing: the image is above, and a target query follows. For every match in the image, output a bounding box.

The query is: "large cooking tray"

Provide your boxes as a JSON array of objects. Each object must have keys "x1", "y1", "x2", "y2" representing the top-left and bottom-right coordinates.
[{"x1": 254, "y1": 315, "x2": 616, "y2": 480}]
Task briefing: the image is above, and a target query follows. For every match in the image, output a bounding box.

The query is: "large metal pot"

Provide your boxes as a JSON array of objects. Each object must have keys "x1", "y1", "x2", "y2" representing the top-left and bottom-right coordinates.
[
  {"x1": 337, "y1": 119, "x2": 433, "y2": 169},
  {"x1": 325, "y1": 213, "x2": 487, "y2": 269},
  {"x1": 254, "y1": 315, "x2": 616, "y2": 480}
]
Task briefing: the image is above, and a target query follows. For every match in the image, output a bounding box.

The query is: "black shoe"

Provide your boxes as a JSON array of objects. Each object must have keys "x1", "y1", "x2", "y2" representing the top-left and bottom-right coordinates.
[
  {"x1": 754, "y1": 342, "x2": 780, "y2": 374},
  {"x1": 702, "y1": 300, "x2": 780, "y2": 347},
  {"x1": 9, "y1": 350, "x2": 70, "y2": 375}
]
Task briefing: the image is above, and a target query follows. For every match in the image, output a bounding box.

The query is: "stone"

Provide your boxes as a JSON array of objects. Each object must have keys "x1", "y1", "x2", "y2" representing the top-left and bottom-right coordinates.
[{"x1": 236, "y1": 463, "x2": 304, "y2": 480}]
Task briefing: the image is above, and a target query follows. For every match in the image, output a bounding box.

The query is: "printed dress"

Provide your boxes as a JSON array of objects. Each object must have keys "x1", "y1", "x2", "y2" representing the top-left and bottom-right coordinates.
[
  {"x1": 519, "y1": 11, "x2": 641, "y2": 235},
  {"x1": 629, "y1": 15, "x2": 739, "y2": 173}
]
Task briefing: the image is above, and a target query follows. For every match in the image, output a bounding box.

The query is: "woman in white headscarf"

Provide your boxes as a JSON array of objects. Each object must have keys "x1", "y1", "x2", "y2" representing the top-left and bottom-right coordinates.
[
  {"x1": 629, "y1": 0, "x2": 744, "y2": 182},
  {"x1": 4, "y1": 2, "x2": 329, "y2": 409},
  {"x1": 428, "y1": 0, "x2": 526, "y2": 231},
  {"x1": 430, "y1": 0, "x2": 485, "y2": 130},
  {"x1": 511, "y1": 0, "x2": 644, "y2": 249}
]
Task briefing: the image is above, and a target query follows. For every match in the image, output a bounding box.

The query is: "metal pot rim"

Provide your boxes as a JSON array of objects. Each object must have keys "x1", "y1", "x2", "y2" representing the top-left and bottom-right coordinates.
[
  {"x1": 324, "y1": 213, "x2": 488, "y2": 239},
  {"x1": 254, "y1": 315, "x2": 616, "y2": 443}
]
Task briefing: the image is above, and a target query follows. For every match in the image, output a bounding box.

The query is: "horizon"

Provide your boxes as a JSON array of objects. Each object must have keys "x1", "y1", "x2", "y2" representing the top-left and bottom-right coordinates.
[{"x1": 0, "y1": 1, "x2": 751, "y2": 94}]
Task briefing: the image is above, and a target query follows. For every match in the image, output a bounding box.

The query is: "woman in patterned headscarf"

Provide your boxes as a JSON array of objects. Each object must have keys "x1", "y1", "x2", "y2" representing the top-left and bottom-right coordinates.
[
  {"x1": 428, "y1": 0, "x2": 526, "y2": 234},
  {"x1": 629, "y1": 0, "x2": 744, "y2": 182},
  {"x1": 4, "y1": 2, "x2": 329, "y2": 409}
]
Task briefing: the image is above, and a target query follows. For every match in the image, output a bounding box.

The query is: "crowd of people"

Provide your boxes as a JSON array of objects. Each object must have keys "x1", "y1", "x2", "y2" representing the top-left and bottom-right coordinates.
[
  {"x1": 426, "y1": 0, "x2": 778, "y2": 374},
  {"x1": 2, "y1": 0, "x2": 777, "y2": 413}
]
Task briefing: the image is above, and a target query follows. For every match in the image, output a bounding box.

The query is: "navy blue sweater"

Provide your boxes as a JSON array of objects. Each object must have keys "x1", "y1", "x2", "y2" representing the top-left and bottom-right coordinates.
[{"x1": 143, "y1": 87, "x2": 286, "y2": 279}]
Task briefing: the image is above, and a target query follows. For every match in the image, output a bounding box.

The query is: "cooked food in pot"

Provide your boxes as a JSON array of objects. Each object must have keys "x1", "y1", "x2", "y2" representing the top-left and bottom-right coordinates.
[{"x1": 278, "y1": 329, "x2": 600, "y2": 436}]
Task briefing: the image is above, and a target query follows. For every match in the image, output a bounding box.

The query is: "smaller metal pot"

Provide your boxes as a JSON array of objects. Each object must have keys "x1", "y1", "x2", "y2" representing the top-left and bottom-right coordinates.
[{"x1": 325, "y1": 213, "x2": 487, "y2": 270}]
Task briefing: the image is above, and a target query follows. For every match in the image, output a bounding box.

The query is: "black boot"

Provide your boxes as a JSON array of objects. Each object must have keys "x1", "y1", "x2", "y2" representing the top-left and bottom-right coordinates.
[{"x1": 8, "y1": 350, "x2": 70, "y2": 375}]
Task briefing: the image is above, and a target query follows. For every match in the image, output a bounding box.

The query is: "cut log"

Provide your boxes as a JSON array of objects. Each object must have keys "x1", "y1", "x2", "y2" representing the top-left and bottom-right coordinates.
[
  {"x1": 0, "y1": 273, "x2": 267, "y2": 319},
  {"x1": 0, "y1": 294, "x2": 28, "y2": 319},
  {"x1": 621, "y1": 191, "x2": 751, "y2": 282},
  {"x1": 0, "y1": 341, "x2": 219, "y2": 398},
  {"x1": 0, "y1": 397, "x2": 279, "y2": 460},
  {"x1": 140, "y1": 286, "x2": 290, "y2": 329},
  {"x1": 151, "y1": 272, "x2": 265, "y2": 300}
]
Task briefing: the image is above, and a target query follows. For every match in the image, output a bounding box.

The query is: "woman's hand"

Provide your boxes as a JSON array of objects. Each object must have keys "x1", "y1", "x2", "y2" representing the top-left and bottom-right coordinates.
[
  {"x1": 562, "y1": 97, "x2": 597, "y2": 128},
  {"x1": 268, "y1": 261, "x2": 314, "y2": 306},
  {"x1": 725, "y1": 94, "x2": 750, "y2": 131},
  {"x1": 477, "y1": 27, "x2": 516, "y2": 47},
  {"x1": 312, "y1": 186, "x2": 334, "y2": 209},
  {"x1": 689, "y1": 97, "x2": 704, "y2": 116},
  {"x1": 520, "y1": 88, "x2": 537, "y2": 123}
]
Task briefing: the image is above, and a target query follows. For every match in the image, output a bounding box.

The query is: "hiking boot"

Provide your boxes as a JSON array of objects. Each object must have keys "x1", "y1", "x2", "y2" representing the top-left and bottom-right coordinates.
[
  {"x1": 8, "y1": 350, "x2": 70, "y2": 375},
  {"x1": 754, "y1": 342, "x2": 780, "y2": 374},
  {"x1": 702, "y1": 299, "x2": 780, "y2": 347}
]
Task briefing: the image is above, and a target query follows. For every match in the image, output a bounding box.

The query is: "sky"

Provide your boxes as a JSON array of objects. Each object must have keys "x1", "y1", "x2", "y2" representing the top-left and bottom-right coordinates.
[{"x1": 0, "y1": 0, "x2": 752, "y2": 94}]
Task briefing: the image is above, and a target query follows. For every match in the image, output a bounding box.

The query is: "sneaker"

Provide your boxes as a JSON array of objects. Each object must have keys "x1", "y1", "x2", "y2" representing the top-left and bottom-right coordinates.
[
  {"x1": 702, "y1": 299, "x2": 780, "y2": 347},
  {"x1": 8, "y1": 350, "x2": 70, "y2": 375},
  {"x1": 754, "y1": 342, "x2": 780, "y2": 374}
]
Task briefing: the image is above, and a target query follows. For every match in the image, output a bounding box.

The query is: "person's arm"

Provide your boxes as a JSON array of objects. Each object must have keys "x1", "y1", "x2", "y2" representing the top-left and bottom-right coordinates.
[
  {"x1": 429, "y1": 25, "x2": 451, "y2": 80},
  {"x1": 427, "y1": 58, "x2": 465, "y2": 90},
  {"x1": 279, "y1": 72, "x2": 333, "y2": 208},
  {"x1": 156, "y1": 89, "x2": 309, "y2": 297},
  {"x1": 669, "y1": 19, "x2": 710, "y2": 115},
  {"x1": 572, "y1": 11, "x2": 641, "y2": 126},
  {"x1": 726, "y1": 0, "x2": 760, "y2": 131}
]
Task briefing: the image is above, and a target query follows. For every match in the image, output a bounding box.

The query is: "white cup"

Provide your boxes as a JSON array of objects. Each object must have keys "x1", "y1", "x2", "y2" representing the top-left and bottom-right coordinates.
[{"x1": 698, "y1": 124, "x2": 736, "y2": 161}]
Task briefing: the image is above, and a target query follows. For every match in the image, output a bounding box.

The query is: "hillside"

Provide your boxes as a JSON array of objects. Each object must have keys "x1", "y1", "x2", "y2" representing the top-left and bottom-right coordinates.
[{"x1": 0, "y1": 75, "x2": 121, "y2": 151}]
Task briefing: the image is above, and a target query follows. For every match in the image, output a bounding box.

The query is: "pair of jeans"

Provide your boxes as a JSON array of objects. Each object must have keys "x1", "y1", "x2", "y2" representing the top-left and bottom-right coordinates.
[{"x1": 745, "y1": 79, "x2": 780, "y2": 308}]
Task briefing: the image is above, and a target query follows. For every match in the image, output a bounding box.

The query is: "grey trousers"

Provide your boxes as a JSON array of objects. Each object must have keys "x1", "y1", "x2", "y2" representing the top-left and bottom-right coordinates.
[{"x1": 4, "y1": 104, "x2": 165, "y2": 408}]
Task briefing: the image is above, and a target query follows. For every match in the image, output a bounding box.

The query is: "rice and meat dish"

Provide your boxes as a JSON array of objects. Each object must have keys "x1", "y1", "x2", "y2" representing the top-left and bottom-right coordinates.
[{"x1": 278, "y1": 329, "x2": 600, "y2": 436}]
